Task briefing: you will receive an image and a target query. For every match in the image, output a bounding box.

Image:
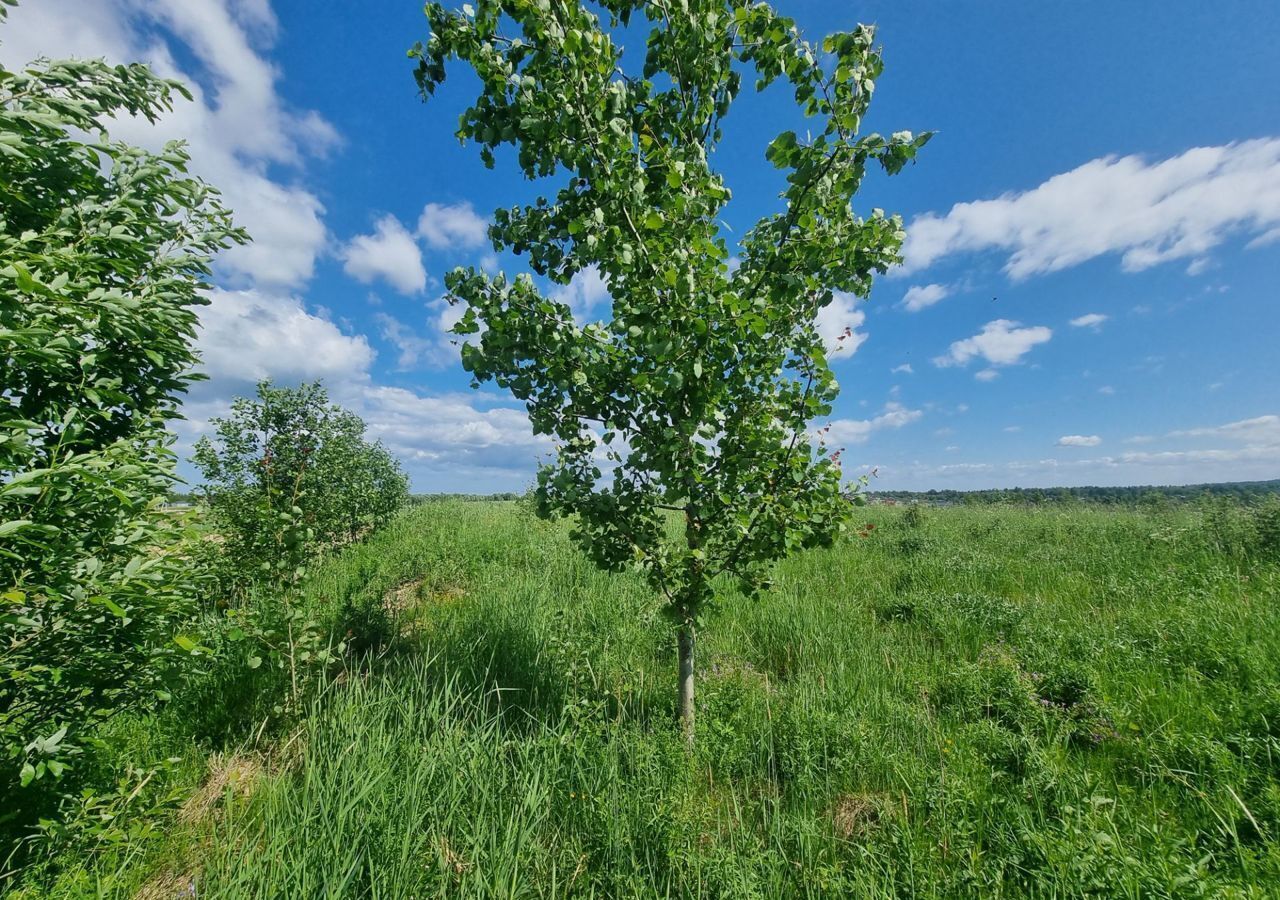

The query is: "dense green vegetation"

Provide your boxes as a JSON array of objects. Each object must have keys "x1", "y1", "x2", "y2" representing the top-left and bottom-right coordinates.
[
  {"x1": 0, "y1": 40, "x2": 245, "y2": 808},
  {"x1": 416, "y1": 0, "x2": 928, "y2": 741},
  {"x1": 0, "y1": 18, "x2": 411, "y2": 855},
  {"x1": 4, "y1": 3, "x2": 1277, "y2": 897},
  {"x1": 11, "y1": 499, "x2": 1278, "y2": 897},
  {"x1": 193, "y1": 380, "x2": 409, "y2": 597}
]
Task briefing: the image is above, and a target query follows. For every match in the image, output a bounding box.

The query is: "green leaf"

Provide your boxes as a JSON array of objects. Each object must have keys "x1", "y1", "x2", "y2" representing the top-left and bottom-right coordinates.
[{"x1": 0, "y1": 519, "x2": 33, "y2": 537}]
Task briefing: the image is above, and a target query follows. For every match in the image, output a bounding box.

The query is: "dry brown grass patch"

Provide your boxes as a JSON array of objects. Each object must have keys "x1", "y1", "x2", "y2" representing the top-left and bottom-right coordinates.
[
  {"x1": 832, "y1": 793, "x2": 889, "y2": 839},
  {"x1": 133, "y1": 870, "x2": 197, "y2": 899},
  {"x1": 437, "y1": 835, "x2": 473, "y2": 877},
  {"x1": 177, "y1": 752, "x2": 263, "y2": 826}
]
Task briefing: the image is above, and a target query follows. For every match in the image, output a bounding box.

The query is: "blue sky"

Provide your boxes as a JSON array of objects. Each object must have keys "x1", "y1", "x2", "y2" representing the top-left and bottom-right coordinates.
[{"x1": 5, "y1": 0, "x2": 1279, "y2": 492}]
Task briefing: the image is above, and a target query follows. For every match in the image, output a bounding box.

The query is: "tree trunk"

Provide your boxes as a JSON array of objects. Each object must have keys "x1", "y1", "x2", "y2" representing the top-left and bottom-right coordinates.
[{"x1": 677, "y1": 619, "x2": 695, "y2": 748}]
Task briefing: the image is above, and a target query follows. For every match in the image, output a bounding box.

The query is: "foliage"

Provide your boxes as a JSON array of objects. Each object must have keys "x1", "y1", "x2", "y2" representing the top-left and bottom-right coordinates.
[
  {"x1": 0, "y1": 36, "x2": 245, "y2": 812},
  {"x1": 192, "y1": 381, "x2": 409, "y2": 595},
  {"x1": 17, "y1": 499, "x2": 1280, "y2": 897},
  {"x1": 412, "y1": 0, "x2": 929, "y2": 737}
]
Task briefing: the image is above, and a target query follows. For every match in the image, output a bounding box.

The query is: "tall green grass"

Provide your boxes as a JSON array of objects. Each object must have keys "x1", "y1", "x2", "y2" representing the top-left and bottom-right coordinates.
[{"x1": 18, "y1": 500, "x2": 1280, "y2": 897}]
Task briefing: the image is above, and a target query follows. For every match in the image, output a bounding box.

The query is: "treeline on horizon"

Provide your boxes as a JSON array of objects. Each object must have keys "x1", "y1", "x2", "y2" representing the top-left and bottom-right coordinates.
[
  {"x1": 864, "y1": 478, "x2": 1280, "y2": 506},
  {"x1": 166, "y1": 478, "x2": 1280, "y2": 508}
]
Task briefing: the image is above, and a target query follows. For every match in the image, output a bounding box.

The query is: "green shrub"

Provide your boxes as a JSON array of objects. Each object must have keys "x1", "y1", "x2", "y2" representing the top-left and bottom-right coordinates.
[
  {"x1": 0, "y1": 48, "x2": 243, "y2": 820},
  {"x1": 192, "y1": 381, "x2": 410, "y2": 596}
]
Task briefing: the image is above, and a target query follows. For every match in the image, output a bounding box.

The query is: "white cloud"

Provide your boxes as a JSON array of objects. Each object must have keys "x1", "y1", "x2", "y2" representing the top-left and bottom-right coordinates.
[
  {"x1": 934, "y1": 319, "x2": 1052, "y2": 369},
  {"x1": 374, "y1": 298, "x2": 468, "y2": 370},
  {"x1": 375, "y1": 313, "x2": 433, "y2": 369},
  {"x1": 824, "y1": 402, "x2": 922, "y2": 446},
  {"x1": 974, "y1": 368, "x2": 999, "y2": 382},
  {"x1": 1069, "y1": 313, "x2": 1109, "y2": 329},
  {"x1": 900, "y1": 138, "x2": 1280, "y2": 280},
  {"x1": 1057, "y1": 434, "x2": 1102, "y2": 447},
  {"x1": 1098, "y1": 385, "x2": 1115, "y2": 395},
  {"x1": 900, "y1": 282, "x2": 949, "y2": 312},
  {"x1": 1246, "y1": 226, "x2": 1280, "y2": 250},
  {"x1": 815, "y1": 291, "x2": 869, "y2": 359},
  {"x1": 891, "y1": 363, "x2": 914, "y2": 375},
  {"x1": 197, "y1": 288, "x2": 375, "y2": 384},
  {"x1": 551, "y1": 265, "x2": 611, "y2": 322},
  {"x1": 417, "y1": 202, "x2": 489, "y2": 249},
  {"x1": 1171, "y1": 414, "x2": 1280, "y2": 445},
  {"x1": 352, "y1": 385, "x2": 551, "y2": 491},
  {"x1": 3, "y1": 0, "x2": 336, "y2": 290},
  {"x1": 342, "y1": 216, "x2": 427, "y2": 294},
  {"x1": 1003, "y1": 425, "x2": 1021, "y2": 433}
]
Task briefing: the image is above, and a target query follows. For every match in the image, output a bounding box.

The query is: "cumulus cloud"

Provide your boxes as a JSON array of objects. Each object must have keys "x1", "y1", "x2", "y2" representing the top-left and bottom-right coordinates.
[
  {"x1": 551, "y1": 265, "x2": 611, "y2": 322},
  {"x1": 891, "y1": 363, "x2": 914, "y2": 375},
  {"x1": 900, "y1": 138, "x2": 1280, "y2": 280},
  {"x1": 3, "y1": 0, "x2": 335, "y2": 289},
  {"x1": 417, "y1": 202, "x2": 489, "y2": 249},
  {"x1": 342, "y1": 216, "x2": 427, "y2": 294},
  {"x1": 974, "y1": 368, "x2": 999, "y2": 382},
  {"x1": 357, "y1": 385, "x2": 548, "y2": 463},
  {"x1": 933, "y1": 319, "x2": 1052, "y2": 369},
  {"x1": 900, "y1": 282, "x2": 950, "y2": 312},
  {"x1": 1056, "y1": 435, "x2": 1102, "y2": 447},
  {"x1": 823, "y1": 402, "x2": 922, "y2": 446},
  {"x1": 815, "y1": 291, "x2": 869, "y2": 359},
  {"x1": 196, "y1": 288, "x2": 375, "y2": 384},
  {"x1": 1069, "y1": 313, "x2": 1109, "y2": 329}
]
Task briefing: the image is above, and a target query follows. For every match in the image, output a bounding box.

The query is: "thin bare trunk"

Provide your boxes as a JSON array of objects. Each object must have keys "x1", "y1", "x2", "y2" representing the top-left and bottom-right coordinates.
[{"x1": 677, "y1": 620, "x2": 695, "y2": 747}]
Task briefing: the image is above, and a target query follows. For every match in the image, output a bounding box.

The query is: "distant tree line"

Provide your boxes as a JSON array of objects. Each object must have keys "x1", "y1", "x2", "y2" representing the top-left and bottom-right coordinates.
[{"x1": 865, "y1": 479, "x2": 1280, "y2": 507}]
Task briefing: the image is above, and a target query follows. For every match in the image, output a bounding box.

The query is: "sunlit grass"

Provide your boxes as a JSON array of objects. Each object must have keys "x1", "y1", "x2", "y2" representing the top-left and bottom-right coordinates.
[{"x1": 19, "y1": 499, "x2": 1280, "y2": 897}]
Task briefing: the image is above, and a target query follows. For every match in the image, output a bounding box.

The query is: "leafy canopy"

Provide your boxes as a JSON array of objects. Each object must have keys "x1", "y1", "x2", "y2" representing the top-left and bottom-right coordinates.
[
  {"x1": 193, "y1": 381, "x2": 410, "y2": 593},
  {"x1": 0, "y1": 39, "x2": 244, "y2": 796},
  {"x1": 413, "y1": 0, "x2": 927, "y2": 615}
]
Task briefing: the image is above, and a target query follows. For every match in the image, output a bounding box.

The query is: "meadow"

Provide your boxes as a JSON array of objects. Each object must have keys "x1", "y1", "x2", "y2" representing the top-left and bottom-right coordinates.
[{"x1": 15, "y1": 498, "x2": 1280, "y2": 898}]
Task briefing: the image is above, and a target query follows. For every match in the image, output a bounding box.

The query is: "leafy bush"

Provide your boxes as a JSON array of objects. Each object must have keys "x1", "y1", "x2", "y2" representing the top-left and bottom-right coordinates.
[
  {"x1": 192, "y1": 381, "x2": 409, "y2": 596},
  {"x1": 0, "y1": 47, "x2": 244, "y2": 809},
  {"x1": 902, "y1": 503, "x2": 928, "y2": 529},
  {"x1": 1197, "y1": 494, "x2": 1280, "y2": 561}
]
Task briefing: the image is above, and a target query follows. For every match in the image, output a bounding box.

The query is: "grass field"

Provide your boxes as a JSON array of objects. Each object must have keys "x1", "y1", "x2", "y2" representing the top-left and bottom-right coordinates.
[{"x1": 16, "y1": 499, "x2": 1280, "y2": 898}]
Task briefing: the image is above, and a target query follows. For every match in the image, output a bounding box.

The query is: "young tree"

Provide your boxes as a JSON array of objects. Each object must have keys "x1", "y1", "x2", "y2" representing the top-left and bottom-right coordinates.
[
  {"x1": 0, "y1": 25, "x2": 245, "y2": 795},
  {"x1": 192, "y1": 381, "x2": 409, "y2": 590},
  {"x1": 412, "y1": 0, "x2": 928, "y2": 743}
]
